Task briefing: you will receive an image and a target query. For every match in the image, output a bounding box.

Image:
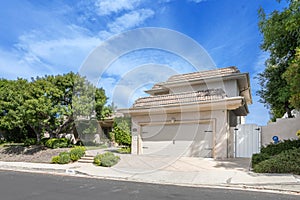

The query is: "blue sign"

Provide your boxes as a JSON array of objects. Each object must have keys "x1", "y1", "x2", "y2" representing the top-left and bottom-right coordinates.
[{"x1": 272, "y1": 136, "x2": 279, "y2": 144}]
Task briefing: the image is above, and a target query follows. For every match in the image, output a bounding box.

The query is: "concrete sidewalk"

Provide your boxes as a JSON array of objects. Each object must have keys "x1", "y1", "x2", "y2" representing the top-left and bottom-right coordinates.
[{"x1": 0, "y1": 152, "x2": 300, "y2": 195}]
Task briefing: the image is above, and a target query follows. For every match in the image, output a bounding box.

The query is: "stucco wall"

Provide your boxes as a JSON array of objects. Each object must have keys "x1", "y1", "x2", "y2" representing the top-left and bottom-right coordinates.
[
  {"x1": 168, "y1": 79, "x2": 239, "y2": 98},
  {"x1": 130, "y1": 109, "x2": 231, "y2": 159},
  {"x1": 261, "y1": 117, "x2": 300, "y2": 146}
]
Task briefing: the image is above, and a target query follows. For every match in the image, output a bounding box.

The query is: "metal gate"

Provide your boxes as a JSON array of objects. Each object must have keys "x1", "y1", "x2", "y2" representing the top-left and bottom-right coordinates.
[{"x1": 234, "y1": 124, "x2": 261, "y2": 158}]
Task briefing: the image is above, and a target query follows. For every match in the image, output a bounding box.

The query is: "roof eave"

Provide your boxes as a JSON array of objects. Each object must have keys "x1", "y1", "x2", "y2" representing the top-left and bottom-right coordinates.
[{"x1": 120, "y1": 97, "x2": 245, "y2": 116}]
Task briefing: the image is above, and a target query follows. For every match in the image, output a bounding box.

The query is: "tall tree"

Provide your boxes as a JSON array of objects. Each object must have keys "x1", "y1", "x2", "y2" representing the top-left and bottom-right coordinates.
[
  {"x1": 0, "y1": 73, "x2": 109, "y2": 142},
  {"x1": 283, "y1": 47, "x2": 300, "y2": 109},
  {"x1": 257, "y1": 0, "x2": 300, "y2": 120},
  {"x1": 0, "y1": 79, "x2": 29, "y2": 139}
]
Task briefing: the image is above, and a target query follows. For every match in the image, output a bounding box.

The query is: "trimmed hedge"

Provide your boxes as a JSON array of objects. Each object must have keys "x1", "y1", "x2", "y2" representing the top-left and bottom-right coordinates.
[
  {"x1": 94, "y1": 152, "x2": 120, "y2": 167},
  {"x1": 253, "y1": 148, "x2": 300, "y2": 175}
]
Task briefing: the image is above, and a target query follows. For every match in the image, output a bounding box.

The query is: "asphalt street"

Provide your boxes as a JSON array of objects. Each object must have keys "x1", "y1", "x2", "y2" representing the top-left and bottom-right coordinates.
[{"x1": 0, "y1": 170, "x2": 298, "y2": 200}]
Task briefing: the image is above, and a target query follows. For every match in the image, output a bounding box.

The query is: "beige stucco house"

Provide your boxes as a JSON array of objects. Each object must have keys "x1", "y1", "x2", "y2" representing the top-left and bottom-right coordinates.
[{"x1": 123, "y1": 66, "x2": 252, "y2": 159}]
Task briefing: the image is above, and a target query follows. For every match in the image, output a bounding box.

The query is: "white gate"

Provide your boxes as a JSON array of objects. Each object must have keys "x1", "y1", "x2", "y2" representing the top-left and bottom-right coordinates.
[{"x1": 235, "y1": 124, "x2": 261, "y2": 158}]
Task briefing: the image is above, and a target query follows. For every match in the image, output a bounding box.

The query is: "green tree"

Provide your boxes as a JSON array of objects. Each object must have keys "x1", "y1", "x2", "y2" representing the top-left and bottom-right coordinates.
[
  {"x1": 257, "y1": 0, "x2": 300, "y2": 119},
  {"x1": 110, "y1": 118, "x2": 131, "y2": 146},
  {"x1": 283, "y1": 48, "x2": 300, "y2": 109},
  {"x1": 0, "y1": 79, "x2": 29, "y2": 141},
  {"x1": 0, "y1": 72, "x2": 109, "y2": 142}
]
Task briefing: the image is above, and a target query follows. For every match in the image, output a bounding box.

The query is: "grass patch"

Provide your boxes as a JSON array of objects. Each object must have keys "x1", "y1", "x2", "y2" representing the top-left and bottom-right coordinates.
[{"x1": 84, "y1": 144, "x2": 108, "y2": 150}]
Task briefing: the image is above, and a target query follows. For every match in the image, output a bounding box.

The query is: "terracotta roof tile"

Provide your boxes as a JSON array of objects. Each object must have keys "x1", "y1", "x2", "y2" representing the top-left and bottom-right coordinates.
[{"x1": 133, "y1": 88, "x2": 226, "y2": 108}]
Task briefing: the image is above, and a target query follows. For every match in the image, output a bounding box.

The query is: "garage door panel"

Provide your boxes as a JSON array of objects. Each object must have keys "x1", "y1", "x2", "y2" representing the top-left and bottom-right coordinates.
[{"x1": 141, "y1": 123, "x2": 213, "y2": 157}]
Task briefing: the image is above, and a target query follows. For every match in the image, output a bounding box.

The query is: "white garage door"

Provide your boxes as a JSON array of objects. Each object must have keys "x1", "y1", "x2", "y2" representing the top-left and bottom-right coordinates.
[{"x1": 141, "y1": 122, "x2": 213, "y2": 157}]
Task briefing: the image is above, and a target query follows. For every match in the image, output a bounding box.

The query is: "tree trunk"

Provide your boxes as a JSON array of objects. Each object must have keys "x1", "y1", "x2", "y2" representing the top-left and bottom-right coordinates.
[
  {"x1": 30, "y1": 125, "x2": 41, "y2": 143},
  {"x1": 285, "y1": 102, "x2": 293, "y2": 118},
  {"x1": 54, "y1": 116, "x2": 74, "y2": 137}
]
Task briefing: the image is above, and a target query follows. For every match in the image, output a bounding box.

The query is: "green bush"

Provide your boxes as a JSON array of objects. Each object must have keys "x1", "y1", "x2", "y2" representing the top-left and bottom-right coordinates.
[
  {"x1": 59, "y1": 152, "x2": 71, "y2": 163},
  {"x1": 69, "y1": 146, "x2": 86, "y2": 161},
  {"x1": 94, "y1": 154, "x2": 102, "y2": 166},
  {"x1": 110, "y1": 120, "x2": 131, "y2": 146},
  {"x1": 45, "y1": 138, "x2": 57, "y2": 148},
  {"x1": 23, "y1": 138, "x2": 37, "y2": 146},
  {"x1": 51, "y1": 152, "x2": 71, "y2": 164},
  {"x1": 116, "y1": 147, "x2": 131, "y2": 154},
  {"x1": 251, "y1": 153, "x2": 271, "y2": 167},
  {"x1": 40, "y1": 137, "x2": 50, "y2": 145},
  {"x1": 260, "y1": 139, "x2": 300, "y2": 156},
  {"x1": 51, "y1": 156, "x2": 60, "y2": 164},
  {"x1": 94, "y1": 152, "x2": 120, "y2": 167},
  {"x1": 45, "y1": 138, "x2": 70, "y2": 149},
  {"x1": 253, "y1": 148, "x2": 300, "y2": 175}
]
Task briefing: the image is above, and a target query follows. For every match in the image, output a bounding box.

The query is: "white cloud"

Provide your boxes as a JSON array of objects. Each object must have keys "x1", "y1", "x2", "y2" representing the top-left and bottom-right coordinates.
[
  {"x1": 107, "y1": 9, "x2": 155, "y2": 34},
  {"x1": 0, "y1": 48, "x2": 52, "y2": 79},
  {"x1": 95, "y1": 0, "x2": 141, "y2": 16},
  {"x1": 10, "y1": 25, "x2": 103, "y2": 75}
]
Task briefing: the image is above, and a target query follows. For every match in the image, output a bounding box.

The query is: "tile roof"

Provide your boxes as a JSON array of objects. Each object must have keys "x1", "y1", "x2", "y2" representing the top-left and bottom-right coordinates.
[
  {"x1": 133, "y1": 88, "x2": 226, "y2": 108},
  {"x1": 167, "y1": 66, "x2": 240, "y2": 82},
  {"x1": 147, "y1": 67, "x2": 240, "y2": 92}
]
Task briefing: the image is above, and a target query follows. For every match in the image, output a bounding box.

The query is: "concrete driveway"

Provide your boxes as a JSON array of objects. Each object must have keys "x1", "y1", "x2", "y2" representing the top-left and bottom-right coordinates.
[{"x1": 113, "y1": 154, "x2": 251, "y2": 174}]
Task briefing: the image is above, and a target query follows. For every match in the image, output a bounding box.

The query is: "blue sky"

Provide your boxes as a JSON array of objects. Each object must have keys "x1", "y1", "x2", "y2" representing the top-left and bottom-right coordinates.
[{"x1": 0, "y1": 0, "x2": 288, "y2": 125}]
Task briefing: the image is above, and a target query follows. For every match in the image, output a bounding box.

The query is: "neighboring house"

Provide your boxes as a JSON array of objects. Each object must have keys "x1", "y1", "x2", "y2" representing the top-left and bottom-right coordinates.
[{"x1": 122, "y1": 66, "x2": 252, "y2": 159}]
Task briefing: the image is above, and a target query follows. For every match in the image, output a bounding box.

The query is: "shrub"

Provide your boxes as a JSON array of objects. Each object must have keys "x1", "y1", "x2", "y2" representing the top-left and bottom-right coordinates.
[
  {"x1": 45, "y1": 138, "x2": 57, "y2": 148},
  {"x1": 51, "y1": 152, "x2": 71, "y2": 164},
  {"x1": 94, "y1": 152, "x2": 120, "y2": 167},
  {"x1": 51, "y1": 156, "x2": 60, "y2": 164},
  {"x1": 94, "y1": 154, "x2": 102, "y2": 166},
  {"x1": 260, "y1": 139, "x2": 300, "y2": 156},
  {"x1": 110, "y1": 120, "x2": 131, "y2": 146},
  {"x1": 70, "y1": 146, "x2": 86, "y2": 161},
  {"x1": 251, "y1": 153, "x2": 270, "y2": 167},
  {"x1": 23, "y1": 138, "x2": 37, "y2": 146},
  {"x1": 101, "y1": 154, "x2": 120, "y2": 167},
  {"x1": 253, "y1": 148, "x2": 300, "y2": 175},
  {"x1": 59, "y1": 152, "x2": 71, "y2": 164},
  {"x1": 116, "y1": 147, "x2": 131, "y2": 154},
  {"x1": 45, "y1": 138, "x2": 70, "y2": 149},
  {"x1": 40, "y1": 137, "x2": 50, "y2": 145}
]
